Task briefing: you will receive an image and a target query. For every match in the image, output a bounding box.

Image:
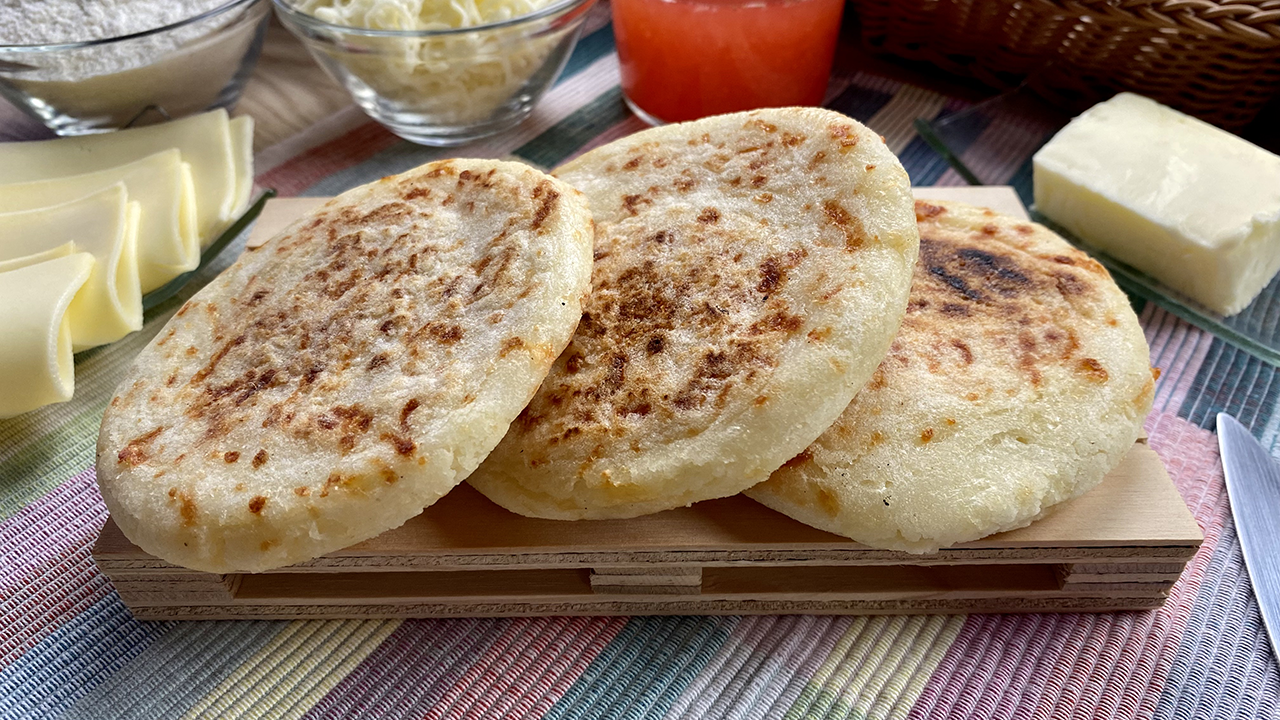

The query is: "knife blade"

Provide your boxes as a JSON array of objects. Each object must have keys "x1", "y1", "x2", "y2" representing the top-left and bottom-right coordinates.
[{"x1": 1216, "y1": 412, "x2": 1280, "y2": 662}]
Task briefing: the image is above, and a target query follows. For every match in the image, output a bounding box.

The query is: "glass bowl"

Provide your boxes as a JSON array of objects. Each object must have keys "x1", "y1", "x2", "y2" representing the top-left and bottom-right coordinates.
[
  {"x1": 272, "y1": 0, "x2": 597, "y2": 146},
  {"x1": 0, "y1": 0, "x2": 270, "y2": 136}
]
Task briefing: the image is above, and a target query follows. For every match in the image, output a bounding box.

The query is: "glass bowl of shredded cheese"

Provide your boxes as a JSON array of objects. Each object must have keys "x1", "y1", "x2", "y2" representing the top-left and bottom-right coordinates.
[
  {"x1": 273, "y1": 0, "x2": 597, "y2": 145},
  {"x1": 0, "y1": 0, "x2": 270, "y2": 135}
]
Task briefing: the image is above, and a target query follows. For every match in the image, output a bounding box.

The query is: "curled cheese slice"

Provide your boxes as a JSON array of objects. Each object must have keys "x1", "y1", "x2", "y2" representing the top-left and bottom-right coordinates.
[
  {"x1": 0, "y1": 150, "x2": 197, "y2": 293},
  {"x1": 0, "y1": 109, "x2": 244, "y2": 245},
  {"x1": 0, "y1": 184, "x2": 142, "y2": 350},
  {"x1": 229, "y1": 115, "x2": 256, "y2": 226},
  {"x1": 0, "y1": 242, "x2": 76, "y2": 273},
  {"x1": 0, "y1": 253, "x2": 95, "y2": 419}
]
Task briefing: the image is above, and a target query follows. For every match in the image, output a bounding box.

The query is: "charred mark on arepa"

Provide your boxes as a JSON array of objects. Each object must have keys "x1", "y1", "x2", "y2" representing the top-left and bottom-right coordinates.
[
  {"x1": 381, "y1": 432, "x2": 417, "y2": 456},
  {"x1": 352, "y1": 201, "x2": 414, "y2": 226},
  {"x1": 1053, "y1": 271, "x2": 1089, "y2": 298},
  {"x1": 529, "y1": 181, "x2": 560, "y2": 231},
  {"x1": 190, "y1": 334, "x2": 246, "y2": 385},
  {"x1": 600, "y1": 354, "x2": 629, "y2": 395},
  {"x1": 750, "y1": 310, "x2": 804, "y2": 335},
  {"x1": 204, "y1": 367, "x2": 279, "y2": 408},
  {"x1": 955, "y1": 247, "x2": 1032, "y2": 296},
  {"x1": 920, "y1": 238, "x2": 1032, "y2": 302},
  {"x1": 617, "y1": 388, "x2": 653, "y2": 417},
  {"x1": 822, "y1": 200, "x2": 865, "y2": 250},
  {"x1": 914, "y1": 201, "x2": 946, "y2": 220},
  {"x1": 828, "y1": 123, "x2": 859, "y2": 149},
  {"x1": 758, "y1": 258, "x2": 785, "y2": 295},
  {"x1": 1078, "y1": 357, "x2": 1109, "y2": 382},
  {"x1": 757, "y1": 248, "x2": 807, "y2": 295},
  {"x1": 908, "y1": 220, "x2": 1129, "y2": 392},
  {"x1": 166, "y1": 487, "x2": 198, "y2": 525},
  {"x1": 417, "y1": 321, "x2": 464, "y2": 345},
  {"x1": 622, "y1": 193, "x2": 654, "y2": 216},
  {"x1": 118, "y1": 427, "x2": 163, "y2": 466},
  {"x1": 673, "y1": 341, "x2": 771, "y2": 411},
  {"x1": 330, "y1": 405, "x2": 374, "y2": 435}
]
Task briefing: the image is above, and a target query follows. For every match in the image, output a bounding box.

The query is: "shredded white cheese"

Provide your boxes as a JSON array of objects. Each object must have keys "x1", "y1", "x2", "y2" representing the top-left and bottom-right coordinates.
[
  {"x1": 297, "y1": 0, "x2": 556, "y2": 30},
  {"x1": 293, "y1": 0, "x2": 564, "y2": 125}
]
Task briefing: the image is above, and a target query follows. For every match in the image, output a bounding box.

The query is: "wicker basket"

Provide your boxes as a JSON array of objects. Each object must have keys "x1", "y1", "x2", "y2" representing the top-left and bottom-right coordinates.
[{"x1": 851, "y1": 0, "x2": 1280, "y2": 129}]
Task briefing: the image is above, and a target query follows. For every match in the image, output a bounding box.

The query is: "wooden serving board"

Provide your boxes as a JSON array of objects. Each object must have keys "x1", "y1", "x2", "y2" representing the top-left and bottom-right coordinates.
[{"x1": 93, "y1": 187, "x2": 1202, "y2": 620}]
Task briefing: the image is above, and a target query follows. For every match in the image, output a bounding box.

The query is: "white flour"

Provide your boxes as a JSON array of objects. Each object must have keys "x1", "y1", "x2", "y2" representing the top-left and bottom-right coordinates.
[
  {"x1": 0, "y1": 0, "x2": 240, "y2": 81},
  {"x1": 0, "y1": 0, "x2": 229, "y2": 45}
]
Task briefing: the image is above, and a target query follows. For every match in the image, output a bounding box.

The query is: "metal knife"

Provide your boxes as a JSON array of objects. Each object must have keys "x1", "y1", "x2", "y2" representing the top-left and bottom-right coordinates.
[{"x1": 1217, "y1": 412, "x2": 1280, "y2": 662}]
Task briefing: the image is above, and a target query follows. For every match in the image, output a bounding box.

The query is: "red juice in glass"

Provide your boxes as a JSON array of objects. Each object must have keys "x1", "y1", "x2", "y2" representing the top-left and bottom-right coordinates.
[{"x1": 612, "y1": 0, "x2": 845, "y2": 124}]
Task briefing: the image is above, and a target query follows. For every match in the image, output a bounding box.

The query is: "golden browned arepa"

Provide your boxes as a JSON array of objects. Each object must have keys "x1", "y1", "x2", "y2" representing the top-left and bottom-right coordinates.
[
  {"x1": 97, "y1": 159, "x2": 595, "y2": 573},
  {"x1": 467, "y1": 108, "x2": 920, "y2": 519},
  {"x1": 747, "y1": 200, "x2": 1155, "y2": 553}
]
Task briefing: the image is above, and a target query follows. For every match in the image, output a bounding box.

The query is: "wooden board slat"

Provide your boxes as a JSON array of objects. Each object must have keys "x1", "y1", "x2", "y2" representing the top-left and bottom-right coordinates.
[
  {"x1": 95, "y1": 187, "x2": 1204, "y2": 619},
  {"x1": 119, "y1": 597, "x2": 1173, "y2": 621}
]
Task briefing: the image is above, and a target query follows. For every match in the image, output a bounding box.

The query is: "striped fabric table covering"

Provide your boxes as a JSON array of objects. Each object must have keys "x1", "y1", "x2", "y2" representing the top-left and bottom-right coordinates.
[{"x1": 3, "y1": 11, "x2": 1279, "y2": 720}]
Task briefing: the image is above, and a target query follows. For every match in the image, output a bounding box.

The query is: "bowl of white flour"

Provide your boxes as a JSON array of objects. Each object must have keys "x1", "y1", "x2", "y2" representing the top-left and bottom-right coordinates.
[{"x1": 0, "y1": 0, "x2": 270, "y2": 135}]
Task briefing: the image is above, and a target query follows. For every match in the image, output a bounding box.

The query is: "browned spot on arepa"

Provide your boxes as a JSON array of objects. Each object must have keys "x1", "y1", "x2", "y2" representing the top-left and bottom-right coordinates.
[
  {"x1": 748, "y1": 199, "x2": 1153, "y2": 553},
  {"x1": 899, "y1": 206, "x2": 1112, "y2": 387}
]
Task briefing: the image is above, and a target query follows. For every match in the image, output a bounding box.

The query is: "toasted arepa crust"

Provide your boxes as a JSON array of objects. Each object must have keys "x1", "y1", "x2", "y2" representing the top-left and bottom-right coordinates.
[
  {"x1": 468, "y1": 108, "x2": 920, "y2": 519},
  {"x1": 747, "y1": 200, "x2": 1155, "y2": 553},
  {"x1": 97, "y1": 159, "x2": 594, "y2": 572}
]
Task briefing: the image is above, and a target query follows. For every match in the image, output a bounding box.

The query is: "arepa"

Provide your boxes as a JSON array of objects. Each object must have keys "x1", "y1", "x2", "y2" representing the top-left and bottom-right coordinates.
[
  {"x1": 97, "y1": 159, "x2": 595, "y2": 573},
  {"x1": 468, "y1": 107, "x2": 920, "y2": 519},
  {"x1": 747, "y1": 200, "x2": 1155, "y2": 553}
]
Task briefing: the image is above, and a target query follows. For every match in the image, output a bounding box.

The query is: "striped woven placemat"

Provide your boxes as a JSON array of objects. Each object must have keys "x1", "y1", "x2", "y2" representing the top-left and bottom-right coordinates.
[{"x1": 2, "y1": 13, "x2": 1278, "y2": 720}]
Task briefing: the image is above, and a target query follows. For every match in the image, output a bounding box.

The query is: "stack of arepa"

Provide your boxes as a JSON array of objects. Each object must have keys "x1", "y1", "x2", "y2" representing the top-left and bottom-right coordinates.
[{"x1": 96, "y1": 107, "x2": 1153, "y2": 574}]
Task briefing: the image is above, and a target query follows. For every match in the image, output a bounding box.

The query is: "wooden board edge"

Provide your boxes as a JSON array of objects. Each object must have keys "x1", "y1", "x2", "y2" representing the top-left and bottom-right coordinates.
[{"x1": 124, "y1": 596, "x2": 1167, "y2": 620}]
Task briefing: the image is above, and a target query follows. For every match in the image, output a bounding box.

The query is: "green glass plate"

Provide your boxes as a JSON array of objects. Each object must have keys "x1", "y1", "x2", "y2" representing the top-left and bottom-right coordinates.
[{"x1": 1030, "y1": 212, "x2": 1280, "y2": 368}]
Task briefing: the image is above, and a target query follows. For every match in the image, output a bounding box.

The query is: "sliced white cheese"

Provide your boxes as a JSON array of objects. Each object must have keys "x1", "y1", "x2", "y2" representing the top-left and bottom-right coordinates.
[
  {"x1": 230, "y1": 115, "x2": 256, "y2": 220},
  {"x1": 1033, "y1": 93, "x2": 1280, "y2": 316},
  {"x1": 0, "y1": 252, "x2": 95, "y2": 419},
  {"x1": 0, "y1": 109, "x2": 244, "y2": 245},
  {"x1": 0, "y1": 243, "x2": 76, "y2": 273},
  {"x1": 0, "y1": 184, "x2": 142, "y2": 350},
  {"x1": 0, "y1": 149, "x2": 197, "y2": 293}
]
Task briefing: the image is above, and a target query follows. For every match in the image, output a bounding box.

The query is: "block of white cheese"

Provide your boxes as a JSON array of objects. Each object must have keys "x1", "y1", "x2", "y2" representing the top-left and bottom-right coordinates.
[
  {"x1": 0, "y1": 150, "x2": 197, "y2": 293},
  {"x1": 1033, "y1": 93, "x2": 1280, "y2": 316},
  {"x1": 0, "y1": 253, "x2": 95, "y2": 419},
  {"x1": 0, "y1": 109, "x2": 250, "y2": 246},
  {"x1": 0, "y1": 185, "x2": 142, "y2": 350}
]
